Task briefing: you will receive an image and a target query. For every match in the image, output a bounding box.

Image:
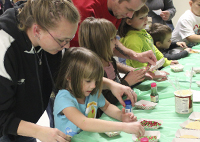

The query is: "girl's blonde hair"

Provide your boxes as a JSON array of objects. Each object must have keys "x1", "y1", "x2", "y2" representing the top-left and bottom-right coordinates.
[
  {"x1": 17, "y1": 0, "x2": 80, "y2": 31},
  {"x1": 79, "y1": 17, "x2": 117, "y2": 62},
  {"x1": 56, "y1": 47, "x2": 104, "y2": 98},
  {"x1": 118, "y1": 4, "x2": 149, "y2": 37}
]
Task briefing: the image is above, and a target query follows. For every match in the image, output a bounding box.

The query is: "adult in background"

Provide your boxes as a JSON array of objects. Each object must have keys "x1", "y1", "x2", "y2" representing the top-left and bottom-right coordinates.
[
  {"x1": 71, "y1": 0, "x2": 157, "y2": 66},
  {"x1": 146, "y1": 0, "x2": 176, "y2": 30},
  {"x1": 0, "y1": 0, "x2": 138, "y2": 141}
]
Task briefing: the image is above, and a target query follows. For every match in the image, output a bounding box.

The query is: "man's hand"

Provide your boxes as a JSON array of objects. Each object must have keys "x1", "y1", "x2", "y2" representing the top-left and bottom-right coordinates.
[
  {"x1": 134, "y1": 50, "x2": 157, "y2": 66},
  {"x1": 113, "y1": 41, "x2": 156, "y2": 66}
]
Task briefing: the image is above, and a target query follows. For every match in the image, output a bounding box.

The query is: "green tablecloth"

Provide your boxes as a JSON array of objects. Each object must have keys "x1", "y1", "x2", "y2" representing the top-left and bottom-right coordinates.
[{"x1": 71, "y1": 45, "x2": 200, "y2": 142}]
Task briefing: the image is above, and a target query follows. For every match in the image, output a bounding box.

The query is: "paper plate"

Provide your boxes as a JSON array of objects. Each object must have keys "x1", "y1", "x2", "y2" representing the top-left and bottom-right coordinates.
[
  {"x1": 154, "y1": 70, "x2": 167, "y2": 76},
  {"x1": 139, "y1": 118, "x2": 162, "y2": 129},
  {"x1": 170, "y1": 64, "x2": 184, "y2": 72},
  {"x1": 189, "y1": 112, "x2": 200, "y2": 121},
  {"x1": 132, "y1": 131, "x2": 160, "y2": 142},
  {"x1": 190, "y1": 49, "x2": 200, "y2": 53},
  {"x1": 134, "y1": 100, "x2": 157, "y2": 110},
  {"x1": 172, "y1": 138, "x2": 200, "y2": 142},
  {"x1": 104, "y1": 131, "x2": 121, "y2": 137},
  {"x1": 180, "y1": 120, "x2": 200, "y2": 130},
  {"x1": 192, "y1": 90, "x2": 200, "y2": 102},
  {"x1": 196, "y1": 81, "x2": 200, "y2": 87},
  {"x1": 175, "y1": 129, "x2": 200, "y2": 138},
  {"x1": 149, "y1": 58, "x2": 165, "y2": 71},
  {"x1": 185, "y1": 70, "x2": 196, "y2": 77},
  {"x1": 193, "y1": 67, "x2": 200, "y2": 74}
]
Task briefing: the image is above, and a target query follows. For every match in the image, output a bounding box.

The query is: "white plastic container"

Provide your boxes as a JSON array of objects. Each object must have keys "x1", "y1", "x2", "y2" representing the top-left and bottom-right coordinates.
[{"x1": 174, "y1": 90, "x2": 193, "y2": 114}]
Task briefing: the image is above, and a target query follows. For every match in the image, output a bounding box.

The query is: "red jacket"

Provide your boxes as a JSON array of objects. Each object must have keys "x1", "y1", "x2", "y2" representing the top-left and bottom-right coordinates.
[{"x1": 71, "y1": 0, "x2": 121, "y2": 47}]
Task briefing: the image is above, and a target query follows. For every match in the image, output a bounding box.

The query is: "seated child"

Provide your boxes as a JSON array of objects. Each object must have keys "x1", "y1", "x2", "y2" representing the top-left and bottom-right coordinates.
[
  {"x1": 171, "y1": 0, "x2": 200, "y2": 47},
  {"x1": 118, "y1": 4, "x2": 178, "y2": 69},
  {"x1": 53, "y1": 47, "x2": 145, "y2": 138},
  {"x1": 148, "y1": 23, "x2": 192, "y2": 60},
  {"x1": 79, "y1": 17, "x2": 147, "y2": 106}
]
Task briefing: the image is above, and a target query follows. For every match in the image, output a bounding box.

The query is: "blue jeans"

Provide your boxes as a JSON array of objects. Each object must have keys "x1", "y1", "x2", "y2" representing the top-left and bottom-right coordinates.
[{"x1": 0, "y1": 135, "x2": 36, "y2": 142}]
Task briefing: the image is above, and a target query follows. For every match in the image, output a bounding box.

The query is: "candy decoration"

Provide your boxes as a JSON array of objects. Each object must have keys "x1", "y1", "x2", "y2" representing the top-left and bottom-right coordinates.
[
  {"x1": 140, "y1": 120, "x2": 161, "y2": 129},
  {"x1": 136, "y1": 136, "x2": 157, "y2": 141}
]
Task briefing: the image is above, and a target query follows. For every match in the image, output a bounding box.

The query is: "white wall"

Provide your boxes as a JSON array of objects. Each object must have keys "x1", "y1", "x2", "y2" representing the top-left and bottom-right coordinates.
[{"x1": 172, "y1": 0, "x2": 190, "y2": 27}]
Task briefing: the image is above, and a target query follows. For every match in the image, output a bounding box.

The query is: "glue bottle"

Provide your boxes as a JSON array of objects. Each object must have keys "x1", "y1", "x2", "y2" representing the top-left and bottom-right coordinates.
[{"x1": 124, "y1": 100, "x2": 132, "y2": 113}]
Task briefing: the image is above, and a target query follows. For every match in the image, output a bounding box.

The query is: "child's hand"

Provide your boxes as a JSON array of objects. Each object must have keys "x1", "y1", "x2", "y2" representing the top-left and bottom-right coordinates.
[
  {"x1": 144, "y1": 71, "x2": 169, "y2": 82},
  {"x1": 170, "y1": 60, "x2": 179, "y2": 65},
  {"x1": 124, "y1": 69, "x2": 146, "y2": 86},
  {"x1": 184, "y1": 48, "x2": 192, "y2": 53},
  {"x1": 176, "y1": 42, "x2": 188, "y2": 48},
  {"x1": 122, "y1": 122, "x2": 145, "y2": 137},
  {"x1": 121, "y1": 108, "x2": 137, "y2": 122}
]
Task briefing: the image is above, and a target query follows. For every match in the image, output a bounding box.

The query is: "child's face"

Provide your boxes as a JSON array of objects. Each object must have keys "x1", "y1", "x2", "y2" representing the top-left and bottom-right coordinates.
[
  {"x1": 110, "y1": 36, "x2": 116, "y2": 53},
  {"x1": 190, "y1": 0, "x2": 200, "y2": 16},
  {"x1": 159, "y1": 33, "x2": 172, "y2": 49},
  {"x1": 82, "y1": 79, "x2": 96, "y2": 97},
  {"x1": 126, "y1": 13, "x2": 148, "y2": 31}
]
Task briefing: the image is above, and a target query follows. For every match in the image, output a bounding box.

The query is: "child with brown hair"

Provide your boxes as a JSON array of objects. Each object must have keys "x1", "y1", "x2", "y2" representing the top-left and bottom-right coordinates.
[
  {"x1": 79, "y1": 17, "x2": 146, "y2": 107},
  {"x1": 118, "y1": 4, "x2": 178, "y2": 69},
  {"x1": 172, "y1": 0, "x2": 200, "y2": 47},
  {"x1": 54, "y1": 47, "x2": 144, "y2": 138},
  {"x1": 149, "y1": 23, "x2": 191, "y2": 60}
]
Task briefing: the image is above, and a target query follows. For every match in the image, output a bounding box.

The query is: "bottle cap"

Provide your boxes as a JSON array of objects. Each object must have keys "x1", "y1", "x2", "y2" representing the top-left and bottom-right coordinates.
[
  {"x1": 140, "y1": 137, "x2": 149, "y2": 142},
  {"x1": 124, "y1": 100, "x2": 131, "y2": 105},
  {"x1": 151, "y1": 82, "x2": 157, "y2": 87}
]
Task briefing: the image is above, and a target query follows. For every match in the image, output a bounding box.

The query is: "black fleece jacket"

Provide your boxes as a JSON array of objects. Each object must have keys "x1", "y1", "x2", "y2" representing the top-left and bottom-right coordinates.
[
  {"x1": 159, "y1": 42, "x2": 189, "y2": 60},
  {"x1": 0, "y1": 4, "x2": 61, "y2": 140}
]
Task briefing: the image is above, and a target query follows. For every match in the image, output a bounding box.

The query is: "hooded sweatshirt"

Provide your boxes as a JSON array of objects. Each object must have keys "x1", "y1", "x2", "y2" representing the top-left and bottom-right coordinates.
[{"x1": 0, "y1": 2, "x2": 61, "y2": 140}]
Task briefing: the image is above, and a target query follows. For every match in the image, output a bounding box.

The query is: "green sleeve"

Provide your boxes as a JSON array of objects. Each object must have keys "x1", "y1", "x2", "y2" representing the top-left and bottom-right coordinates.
[{"x1": 120, "y1": 33, "x2": 147, "y2": 68}]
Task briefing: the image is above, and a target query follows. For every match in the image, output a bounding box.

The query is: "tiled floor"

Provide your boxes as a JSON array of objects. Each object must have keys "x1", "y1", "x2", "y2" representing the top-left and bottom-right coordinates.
[{"x1": 36, "y1": 111, "x2": 49, "y2": 142}]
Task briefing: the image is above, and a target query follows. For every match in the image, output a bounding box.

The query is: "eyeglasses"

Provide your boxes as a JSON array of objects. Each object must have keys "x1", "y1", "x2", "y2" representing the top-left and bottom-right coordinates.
[{"x1": 44, "y1": 27, "x2": 74, "y2": 48}]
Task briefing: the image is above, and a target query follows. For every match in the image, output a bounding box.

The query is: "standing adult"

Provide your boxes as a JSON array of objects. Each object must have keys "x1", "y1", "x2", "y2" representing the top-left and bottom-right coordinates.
[
  {"x1": 146, "y1": 0, "x2": 176, "y2": 30},
  {"x1": 0, "y1": 0, "x2": 138, "y2": 141},
  {"x1": 0, "y1": 0, "x2": 79, "y2": 141},
  {"x1": 71, "y1": 0, "x2": 157, "y2": 66}
]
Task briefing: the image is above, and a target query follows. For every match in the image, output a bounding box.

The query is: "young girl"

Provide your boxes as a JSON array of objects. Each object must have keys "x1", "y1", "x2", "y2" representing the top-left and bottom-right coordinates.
[
  {"x1": 118, "y1": 5, "x2": 178, "y2": 69},
  {"x1": 79, "y1": 17, "x2": 146, "y2": 107},
  {"x1": 53, "y1": 47, "x2": 145, "y2": 138}
]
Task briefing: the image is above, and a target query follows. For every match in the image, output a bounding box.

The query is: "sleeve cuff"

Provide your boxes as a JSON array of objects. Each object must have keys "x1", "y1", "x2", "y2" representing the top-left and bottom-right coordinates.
[{"x1": 6, "y1": 117, "x2": 21, "y2": 136}]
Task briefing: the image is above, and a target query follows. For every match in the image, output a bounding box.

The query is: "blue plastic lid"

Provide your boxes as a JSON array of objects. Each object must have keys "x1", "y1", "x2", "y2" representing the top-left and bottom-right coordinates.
[{"x1": 124, "y1": 100, "x2": 131, "y2": 105}]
